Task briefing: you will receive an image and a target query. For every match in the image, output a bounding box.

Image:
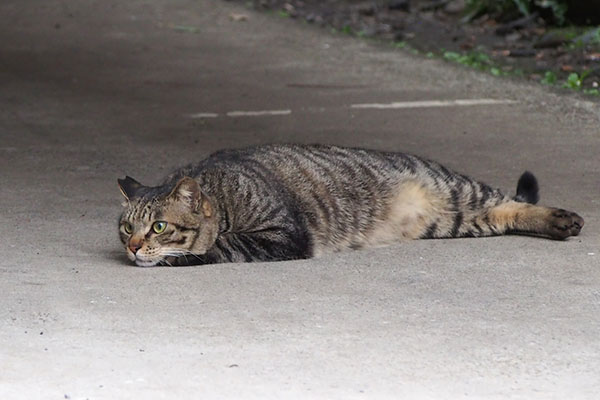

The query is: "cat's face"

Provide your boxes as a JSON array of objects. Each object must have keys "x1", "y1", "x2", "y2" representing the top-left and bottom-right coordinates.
[{"x1": 117, "y1": 176, "x2": 218, "y2": 267}]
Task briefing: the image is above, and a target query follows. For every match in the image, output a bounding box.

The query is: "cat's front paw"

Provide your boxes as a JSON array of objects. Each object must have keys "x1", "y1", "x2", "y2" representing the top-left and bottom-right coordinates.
[{"x1": 546, "y1": 208, "x2": 584, "y2": 239}]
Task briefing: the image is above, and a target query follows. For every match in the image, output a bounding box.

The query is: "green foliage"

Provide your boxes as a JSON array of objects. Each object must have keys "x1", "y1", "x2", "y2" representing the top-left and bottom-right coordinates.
[
  {"x1": 340, "y1": 25, "x2": 353, "y2": 35},
  {"x1": 442, "y1": 50, "x2": 510, "y2": 77},
  {"x1": 443, "y1": 50, "x2": 492, "y2": 70},
  {"x1": 583, "y1": 88, "x2": 600, "y2": 95},
  {"x1": 465, "y1": 0, "x2": 568, "y2": 25},
  {"x1": 561, "y1": 70, "x2": 593, "y2": 92},
  {"x1": 563, "y1": 72, "x2": 582, "y2": 89},
  {"x1": 537, "y1": 70, "x2": 598, "y2": 96},
  {"x1": 575, "y1": 27, "x2": 600, "y2": 45},
  {"x1": 541, "y1": 71, "x2": 557, "y2": 85}
]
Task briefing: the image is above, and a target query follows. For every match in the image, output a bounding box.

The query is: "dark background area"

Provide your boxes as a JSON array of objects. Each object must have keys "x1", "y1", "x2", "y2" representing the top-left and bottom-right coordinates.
[{"x1": 241, "y1": 0, "x2": 600, "y2": 93}]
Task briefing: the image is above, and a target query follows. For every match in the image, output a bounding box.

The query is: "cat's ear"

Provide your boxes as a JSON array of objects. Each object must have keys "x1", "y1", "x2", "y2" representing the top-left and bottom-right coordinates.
[
  {"x1": 118, "y1": 176, "x2": 142, "y2": 201},
  {"x1": 169, "y1": 177, "x2": 213, "y2": 217}
]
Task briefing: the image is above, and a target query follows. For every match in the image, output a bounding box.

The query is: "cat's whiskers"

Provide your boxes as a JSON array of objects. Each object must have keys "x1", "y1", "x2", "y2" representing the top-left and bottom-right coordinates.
[
  {"x1": 160, "y1": 248, "x2": 198, "y2": 266},
  {"x1": 162, "y1": 248, "x2": 205, "y2": 265},
  {"x1": 181, "y1": 249, "x2": 204, "y2": 262}
]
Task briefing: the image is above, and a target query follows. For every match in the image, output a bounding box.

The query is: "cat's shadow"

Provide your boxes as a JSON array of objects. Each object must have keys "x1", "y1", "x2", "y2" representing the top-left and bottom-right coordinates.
[{"x1": 106, "y1": 249, "x2": 130, "y2": 265}]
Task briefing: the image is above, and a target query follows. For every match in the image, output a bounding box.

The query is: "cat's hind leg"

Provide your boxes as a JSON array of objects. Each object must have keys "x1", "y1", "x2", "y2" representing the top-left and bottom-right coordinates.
[
  {"x1": 419, "y1": 171, "x2": 584, "y2": 240},
  {"x1": 484, "y1": 201, "x2": 584, "y2": 240},
  {"x1": 462, "y1": 171, "x2": 583, "y2": 240}
]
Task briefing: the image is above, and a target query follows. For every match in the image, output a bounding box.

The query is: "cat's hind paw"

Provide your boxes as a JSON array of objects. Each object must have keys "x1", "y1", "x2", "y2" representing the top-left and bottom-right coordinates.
[{"x1": 546, "y1": 209, "x2": 584, "y2": 239}]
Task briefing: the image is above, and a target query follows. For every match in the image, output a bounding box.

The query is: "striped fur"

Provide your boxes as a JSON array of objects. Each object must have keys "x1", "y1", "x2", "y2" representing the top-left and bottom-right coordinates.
[{"x1": 117, "y1": 144, "x2": 584, "y2": 267}]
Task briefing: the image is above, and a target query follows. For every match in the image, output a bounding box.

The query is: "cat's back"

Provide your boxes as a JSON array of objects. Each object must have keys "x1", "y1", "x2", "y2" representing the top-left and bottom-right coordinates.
[
  {"x1": 198, "y1": 144, "x2": 418, "y2": 253},
  {"x1": 201, "y1": 143, "x2": 411, "y2": 184},
  {"x1": 163, "y1": 144, "x2": 503, "y2": 255}
]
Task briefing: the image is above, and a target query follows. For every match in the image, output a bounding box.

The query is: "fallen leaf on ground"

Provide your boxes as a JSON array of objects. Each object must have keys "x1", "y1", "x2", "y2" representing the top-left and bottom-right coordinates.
[{"x1": 230, "y1": 13, "x2": 249, "y2": 22}]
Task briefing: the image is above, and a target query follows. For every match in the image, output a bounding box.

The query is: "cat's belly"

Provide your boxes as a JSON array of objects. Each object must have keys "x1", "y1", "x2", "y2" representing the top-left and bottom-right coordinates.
[{"x1": 310, "y1": 179, "x2": 448, "y2": 256}]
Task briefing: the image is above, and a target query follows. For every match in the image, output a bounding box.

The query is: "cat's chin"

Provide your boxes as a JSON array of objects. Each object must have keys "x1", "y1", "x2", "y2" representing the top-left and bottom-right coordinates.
[{"x1": 134, "y1": 258, "x2": 160, "y2": 267}]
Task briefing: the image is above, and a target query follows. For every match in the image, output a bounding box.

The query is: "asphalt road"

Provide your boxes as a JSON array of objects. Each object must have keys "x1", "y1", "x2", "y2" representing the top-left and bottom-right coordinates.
[{"x1": 1, "y1": 1, "x2": 599, "y2": 399}]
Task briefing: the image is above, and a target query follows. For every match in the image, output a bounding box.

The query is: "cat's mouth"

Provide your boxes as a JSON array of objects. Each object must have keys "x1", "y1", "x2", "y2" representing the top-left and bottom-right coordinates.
[
  {"x1": 126, "y1": 247, "x2": 189, "y2": 267},
  {"x1": 134, "y1": 255, "x2": 181, "y2": 267},
  {"x1": 134, "y1": 256, "x2": 161, "y2": 267}
]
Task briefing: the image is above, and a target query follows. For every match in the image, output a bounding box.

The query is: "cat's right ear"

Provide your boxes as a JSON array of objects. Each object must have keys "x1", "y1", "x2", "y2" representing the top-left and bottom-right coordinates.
[
  {"x1": 168, "y1": 177, "x2": 213, "y2": 217},
  {"x1": 118, "y1": 176, "x2": 142, "y2": 201}
]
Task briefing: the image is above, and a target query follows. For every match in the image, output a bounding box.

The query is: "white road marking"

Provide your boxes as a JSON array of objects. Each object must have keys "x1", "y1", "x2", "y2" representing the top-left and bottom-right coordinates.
[
  {"x1": 188, "y1": 99, "x2": 517, "y2": 118},
  {"x1": 226, "y1": 109, "x2": 292, "y2": 117},
  {"x1": 189, "y1": 112, "x2": 219, "y2": 118},
  {"x1": 351, "y1": 99, "x2": 518, "y2": 109}
]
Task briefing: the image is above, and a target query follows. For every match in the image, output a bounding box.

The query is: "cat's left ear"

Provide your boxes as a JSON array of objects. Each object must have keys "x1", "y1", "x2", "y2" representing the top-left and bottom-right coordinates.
[
  {"x1": 169, "y1": 177, "x2": 213, "y2": 218},
  {"x1": 118, "y1": 176, "x2": 143, "y2": 201}
]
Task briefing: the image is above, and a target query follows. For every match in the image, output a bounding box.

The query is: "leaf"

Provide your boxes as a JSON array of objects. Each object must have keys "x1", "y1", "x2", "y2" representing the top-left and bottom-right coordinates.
[
  {"x1": 229, "y1": 13, "x2": 249, "y2": 22},
  {"x1": 541, "y1": 71, "x2": 557, "y2": 85},
  {"x1": 563, "y1": 72, "x2": 582, "y2": 90},
  {"x1": 443, "y1": 51, "x2": 461, "y2": 61}
]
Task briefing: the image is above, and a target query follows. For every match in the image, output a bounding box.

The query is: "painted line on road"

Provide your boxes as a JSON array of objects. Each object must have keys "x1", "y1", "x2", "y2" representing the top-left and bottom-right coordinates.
[
  {"x1": 188, "y1": 99, "x2": 517, "y2": 119},
  {"x1": 350, "y1": 99, "x2": 518, "y2": 109},
  {"x1": 188, "y1": 110, "x2": 292, "y2": 118},
  {"x1": 226, "y1": 109, "x2": 292, "y2": 117},
  {"x1": 189, "y1": 112, "x2": 219, "y2": 118}
]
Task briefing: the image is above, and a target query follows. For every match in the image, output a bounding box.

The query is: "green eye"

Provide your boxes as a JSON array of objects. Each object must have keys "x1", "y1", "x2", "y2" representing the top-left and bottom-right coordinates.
[
  {"x1": 123, "y1": 222, "x2": 133, "y2": 234},
  {"x1": 152, "y1": 221, "x2": 167, "y2": 234}
]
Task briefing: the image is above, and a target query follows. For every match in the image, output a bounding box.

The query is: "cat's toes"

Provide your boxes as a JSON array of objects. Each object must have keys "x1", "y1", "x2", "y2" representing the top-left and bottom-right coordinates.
[{"x1": 547, "y1": 209, "x2": 584, "y2": 239}]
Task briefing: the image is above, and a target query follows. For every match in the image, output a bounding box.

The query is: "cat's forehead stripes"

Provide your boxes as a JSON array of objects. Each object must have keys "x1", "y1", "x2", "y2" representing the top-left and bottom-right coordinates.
[{"x1": 124, "y1": 198, "x2": 160, "y2": 223}]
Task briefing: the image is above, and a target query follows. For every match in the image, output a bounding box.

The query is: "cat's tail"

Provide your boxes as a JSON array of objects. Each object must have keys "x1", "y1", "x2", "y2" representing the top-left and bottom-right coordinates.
[{"x1": 513, "y1": 171, "x2": 539, "y2": 204}]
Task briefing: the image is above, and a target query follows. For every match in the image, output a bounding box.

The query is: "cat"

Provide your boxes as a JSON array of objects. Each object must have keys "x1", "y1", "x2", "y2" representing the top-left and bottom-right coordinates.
[{"x1": 117, "y1": 144, "x2": 584, "y2": 267}]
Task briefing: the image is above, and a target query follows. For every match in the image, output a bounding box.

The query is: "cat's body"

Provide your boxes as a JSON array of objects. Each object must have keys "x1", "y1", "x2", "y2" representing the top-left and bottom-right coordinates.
[{"x1": 118, "y1": 144, "x2": 583, "y2": 267}]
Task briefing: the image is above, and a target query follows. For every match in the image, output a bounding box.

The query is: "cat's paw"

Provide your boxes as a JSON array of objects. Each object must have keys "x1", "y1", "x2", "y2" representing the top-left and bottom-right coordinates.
[{"x1": 546, "y1": 209, "x2": 584, "y2": 239}]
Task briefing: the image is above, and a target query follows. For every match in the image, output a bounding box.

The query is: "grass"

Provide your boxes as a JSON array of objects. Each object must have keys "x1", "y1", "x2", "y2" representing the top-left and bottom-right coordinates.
[{"x1": 442, "y1": 50, "x2": 493, "y2": 71}]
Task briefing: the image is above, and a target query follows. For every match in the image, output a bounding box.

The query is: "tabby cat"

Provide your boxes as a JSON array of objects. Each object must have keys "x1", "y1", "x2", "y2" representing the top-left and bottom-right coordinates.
[{"x1": 117, "y1": 144, "x2": 583, "y2": 267}]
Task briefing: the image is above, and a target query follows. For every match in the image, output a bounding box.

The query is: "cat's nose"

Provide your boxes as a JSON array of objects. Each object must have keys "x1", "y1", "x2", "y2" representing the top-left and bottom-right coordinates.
[{"x1": 128, "y1": 240, "x2": 143, "y2": 254}]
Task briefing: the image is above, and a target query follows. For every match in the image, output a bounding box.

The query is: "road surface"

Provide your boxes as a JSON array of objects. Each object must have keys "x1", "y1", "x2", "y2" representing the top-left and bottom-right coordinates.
[{"x1": 1, "y1": 0, "x2": 599, "y2": 398}]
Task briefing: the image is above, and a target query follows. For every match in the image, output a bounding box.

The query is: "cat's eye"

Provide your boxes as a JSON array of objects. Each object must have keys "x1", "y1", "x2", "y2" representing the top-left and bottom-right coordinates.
[
  {"x1": 152, "y1": 221, "x2": 168, "y2": 234},
  {"x1": 123, "y1": 222, "x2": 133, "y2": 234}
]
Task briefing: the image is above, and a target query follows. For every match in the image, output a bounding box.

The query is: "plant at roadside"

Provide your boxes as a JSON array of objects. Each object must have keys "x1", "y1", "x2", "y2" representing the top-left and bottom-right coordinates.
[
  {"x1": 563, "y1": 72, "x2": 582, "y2": 89},
  {"x1": 443, "y1": 51, "x2": 491, "y2": 70},
  {"x1": 464, "y1": 0, "x2": 568, "y2": 25},
  {"x1": 583, "y1": 88, "x2": 600, "y2": 95},
  {"x1": 559, "y1": 70, "x2": 599, "y2": 95},
  {"x1": 340, "y1": 25, "x2": 353, "y2": 35},
  {"x1": 541, "y1": 71, "x2": 557, "y2": 85}
]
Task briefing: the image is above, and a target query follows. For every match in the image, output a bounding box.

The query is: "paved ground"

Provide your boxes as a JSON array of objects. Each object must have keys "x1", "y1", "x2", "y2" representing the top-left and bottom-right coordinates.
[{"x1": 1, "y1": 1, "x2": 599, "y2": 399}]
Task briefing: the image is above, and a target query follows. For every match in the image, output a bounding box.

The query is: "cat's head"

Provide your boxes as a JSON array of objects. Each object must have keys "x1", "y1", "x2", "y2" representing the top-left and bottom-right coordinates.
[{"x1": 117, "y1": 176, "x2": 218, "y2": 267}]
